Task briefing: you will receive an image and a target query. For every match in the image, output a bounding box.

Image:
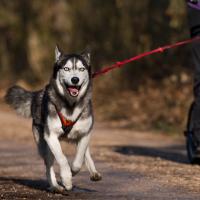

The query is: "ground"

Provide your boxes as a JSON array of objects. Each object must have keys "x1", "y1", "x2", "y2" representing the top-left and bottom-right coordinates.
[{"x1": 0, "y1": 104, "x2": 200, "y2": 200}]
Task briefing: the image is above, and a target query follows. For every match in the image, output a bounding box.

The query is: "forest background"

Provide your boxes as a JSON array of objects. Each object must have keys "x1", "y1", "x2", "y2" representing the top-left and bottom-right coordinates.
[{"x1": 0, "y1": 0, "x2": 192, "y2": 134}]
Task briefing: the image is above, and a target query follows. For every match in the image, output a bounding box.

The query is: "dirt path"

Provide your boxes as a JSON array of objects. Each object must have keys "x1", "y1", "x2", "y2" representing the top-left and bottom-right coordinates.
[{"x1": 0, "y1": 105, "x2": 200, "y2": 200}]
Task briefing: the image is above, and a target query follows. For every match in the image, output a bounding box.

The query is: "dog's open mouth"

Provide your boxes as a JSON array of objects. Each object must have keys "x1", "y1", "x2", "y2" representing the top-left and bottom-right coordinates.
[{"x1": 64, "y1": 83, "x2": 81, "y2": 97}]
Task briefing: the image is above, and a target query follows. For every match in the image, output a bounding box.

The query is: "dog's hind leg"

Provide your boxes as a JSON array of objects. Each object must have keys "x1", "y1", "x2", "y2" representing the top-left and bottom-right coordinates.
[
  {"x1": 85, "y1": 147, "x2": 102, "y2": 181},
  {"x1": 32, "y1": 126, "x2": 63, "y2": 192}
]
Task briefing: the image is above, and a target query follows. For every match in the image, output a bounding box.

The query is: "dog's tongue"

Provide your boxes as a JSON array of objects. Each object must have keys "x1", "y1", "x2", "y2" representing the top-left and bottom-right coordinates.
[{"x1": 68, "y1": 87, "x2": 79, "y2": 97}]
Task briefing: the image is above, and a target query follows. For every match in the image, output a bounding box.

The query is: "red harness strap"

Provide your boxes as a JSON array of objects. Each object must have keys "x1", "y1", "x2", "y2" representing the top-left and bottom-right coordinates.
[
  {"x1": 57, "y1": 111, "x2": 75, "y2": 127},
  {"x1": 54, "y1": 106, "x2": 75, "y2": 133}
]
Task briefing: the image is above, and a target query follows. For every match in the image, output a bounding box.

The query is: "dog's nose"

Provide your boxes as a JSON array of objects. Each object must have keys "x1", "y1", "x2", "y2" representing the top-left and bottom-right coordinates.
[{"x1": 71, "y1": 77, "x2": 79, "y2": 84}]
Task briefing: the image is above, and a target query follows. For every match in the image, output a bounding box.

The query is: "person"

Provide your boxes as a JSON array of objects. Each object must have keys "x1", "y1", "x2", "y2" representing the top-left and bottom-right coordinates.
[{"x1": 186, "y1": 0, "x2": 200, "y2": 163}]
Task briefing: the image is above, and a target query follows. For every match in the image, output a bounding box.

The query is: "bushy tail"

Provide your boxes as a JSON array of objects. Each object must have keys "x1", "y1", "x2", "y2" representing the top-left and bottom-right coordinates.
[{"x1": 5, "y1": 85, "x2": 33, "y2": 118}]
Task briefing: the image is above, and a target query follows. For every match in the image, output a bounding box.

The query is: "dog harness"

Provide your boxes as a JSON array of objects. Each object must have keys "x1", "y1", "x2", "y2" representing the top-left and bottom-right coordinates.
[
  {"x1": 55, "y1": 105, "x2": 82, "y2": 134},
  {"x1": 42, "y1": 85, "x2": 79, "y2": 134},
  {"x1": 54, "y1": 107, "x2": 75, "y2": 133},
  {"x1": 57, "y1": 110, "x2": 75, "y2": 133}
]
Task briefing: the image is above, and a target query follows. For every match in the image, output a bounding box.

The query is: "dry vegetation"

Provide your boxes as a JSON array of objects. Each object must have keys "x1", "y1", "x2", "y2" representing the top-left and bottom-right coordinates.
[{"x1": 93, "y1": 70, "x2": 193, "y2": 132}]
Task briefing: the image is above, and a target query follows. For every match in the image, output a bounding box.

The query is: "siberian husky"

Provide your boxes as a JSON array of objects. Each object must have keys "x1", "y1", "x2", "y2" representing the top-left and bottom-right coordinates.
[{"x1": 5, "y1": 46, "x2": 102, "y2": 192}]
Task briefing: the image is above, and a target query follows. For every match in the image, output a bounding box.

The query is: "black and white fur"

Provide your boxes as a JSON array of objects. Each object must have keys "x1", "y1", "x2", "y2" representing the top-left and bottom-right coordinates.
[{"x1": 5, "y1": 46, "x2": 101, "y2": 192}]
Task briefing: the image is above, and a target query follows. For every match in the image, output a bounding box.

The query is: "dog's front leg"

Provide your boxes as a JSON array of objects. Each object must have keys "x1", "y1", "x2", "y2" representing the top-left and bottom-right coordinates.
[
  {"x1": 85, "y1": 147, "x2": 102, "y2": 181},
  {"x1": 71, "y1": 134, "x2": 90, "y2": 176},
  {"x1": 44, "y1": 133, "x2": 72, "y2": 191}
]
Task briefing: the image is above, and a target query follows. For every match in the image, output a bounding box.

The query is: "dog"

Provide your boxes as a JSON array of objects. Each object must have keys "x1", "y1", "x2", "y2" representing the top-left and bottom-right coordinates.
[{"x1": 5, "y1": 46, "x2": 102, "y2": 192}]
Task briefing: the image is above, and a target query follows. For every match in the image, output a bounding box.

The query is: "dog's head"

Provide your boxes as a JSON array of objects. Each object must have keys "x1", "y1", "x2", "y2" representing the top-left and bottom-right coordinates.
[{"x1": 52, "y1": 46, "x2": 91, "y2": 101}]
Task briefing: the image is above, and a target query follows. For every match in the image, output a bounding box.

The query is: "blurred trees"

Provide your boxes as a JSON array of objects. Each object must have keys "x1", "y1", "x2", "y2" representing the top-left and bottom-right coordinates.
[
  {"x1": 0, "y1": 0, "x2": 71, "y2": 82},
  {"x1": 0, "y1": 0, "x2": 188, "y2": 85},
  {"x1": 0, "y1": 0, "x2": 193, "y2": 131}
]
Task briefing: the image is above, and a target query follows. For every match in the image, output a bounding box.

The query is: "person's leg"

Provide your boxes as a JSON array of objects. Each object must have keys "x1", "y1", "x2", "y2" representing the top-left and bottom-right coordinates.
[{"x1": 188, "y1": 1, "x2": 200, "y2": 143}]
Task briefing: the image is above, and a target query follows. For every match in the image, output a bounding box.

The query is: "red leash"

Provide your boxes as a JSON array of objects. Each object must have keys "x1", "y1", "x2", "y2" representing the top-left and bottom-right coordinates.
[{"x1": 92, "y1": 36, "x2": 200, "y2": 78}]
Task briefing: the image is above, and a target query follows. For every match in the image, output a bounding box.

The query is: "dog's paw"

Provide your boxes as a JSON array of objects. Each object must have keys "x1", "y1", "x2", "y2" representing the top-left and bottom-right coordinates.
[
  {"x1": 90, "y1": 172, "x2": 102, "y2": 182},
  {"x1": 63, "y1": 182, "x2": 73, "y2": 191},
  {"x1": 71, "y1": 164, "x2": 81, "y2": 176},
  {"x1": 48, "y1": 185, "x2": 64, "y2": 193},
  {"x1": 63, "y1": 185, "x2": 73, "y2": 191},
  {"x1": 71, "y1": 170, "x2": 78, "y2": 177}
]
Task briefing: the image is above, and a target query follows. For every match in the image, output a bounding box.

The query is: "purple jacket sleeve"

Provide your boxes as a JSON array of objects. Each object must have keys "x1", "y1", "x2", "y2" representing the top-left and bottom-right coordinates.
[{"x1": 188, "y1": 0, "x2": 200, "y2": 10}]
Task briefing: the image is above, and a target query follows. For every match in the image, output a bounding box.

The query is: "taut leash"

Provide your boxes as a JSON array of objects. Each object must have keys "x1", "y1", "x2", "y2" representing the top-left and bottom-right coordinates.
[{"x1": 92, "y1": 36, "x2": 200, "y2": 78}]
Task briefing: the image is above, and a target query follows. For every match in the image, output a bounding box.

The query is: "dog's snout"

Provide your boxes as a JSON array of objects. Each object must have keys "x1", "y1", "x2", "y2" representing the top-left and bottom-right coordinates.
[{"x1": 71, "y1": 77, "x2": 79, "y2": 84}]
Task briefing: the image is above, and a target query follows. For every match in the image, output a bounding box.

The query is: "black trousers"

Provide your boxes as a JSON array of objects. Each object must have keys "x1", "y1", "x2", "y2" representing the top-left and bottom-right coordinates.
[{"x1": 188, "y1": 5, "x2": 200, "y2": 141}]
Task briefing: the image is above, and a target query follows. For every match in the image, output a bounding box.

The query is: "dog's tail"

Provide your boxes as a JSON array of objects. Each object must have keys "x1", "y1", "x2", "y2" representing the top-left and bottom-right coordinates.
[{"x1": 5, "y1": 85, "x2": 33, "y2": 118}]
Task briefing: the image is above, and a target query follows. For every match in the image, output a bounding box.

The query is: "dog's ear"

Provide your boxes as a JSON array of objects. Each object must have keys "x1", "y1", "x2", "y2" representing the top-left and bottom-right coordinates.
[
  {"x1": 81, "y1": 47, "x2": 91, "y2": 66},
  {"x1": 55, "y1": 45, "x2": 62, "y2": 62}
]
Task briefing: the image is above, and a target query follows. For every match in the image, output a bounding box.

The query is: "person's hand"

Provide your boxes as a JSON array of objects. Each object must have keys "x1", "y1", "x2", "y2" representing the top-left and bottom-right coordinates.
[{"x1": 188, "y1": 0, "x2": 198, "y2": 4}]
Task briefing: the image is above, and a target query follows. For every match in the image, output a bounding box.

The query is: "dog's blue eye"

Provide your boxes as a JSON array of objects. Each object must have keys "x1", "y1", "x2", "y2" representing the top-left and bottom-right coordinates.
[
  {"x1": 64, "y1": 67, "x2": 70, "y2": 71},
  {"x1": 79, "y1": 68, "x2": 85, "y2": 72}
]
